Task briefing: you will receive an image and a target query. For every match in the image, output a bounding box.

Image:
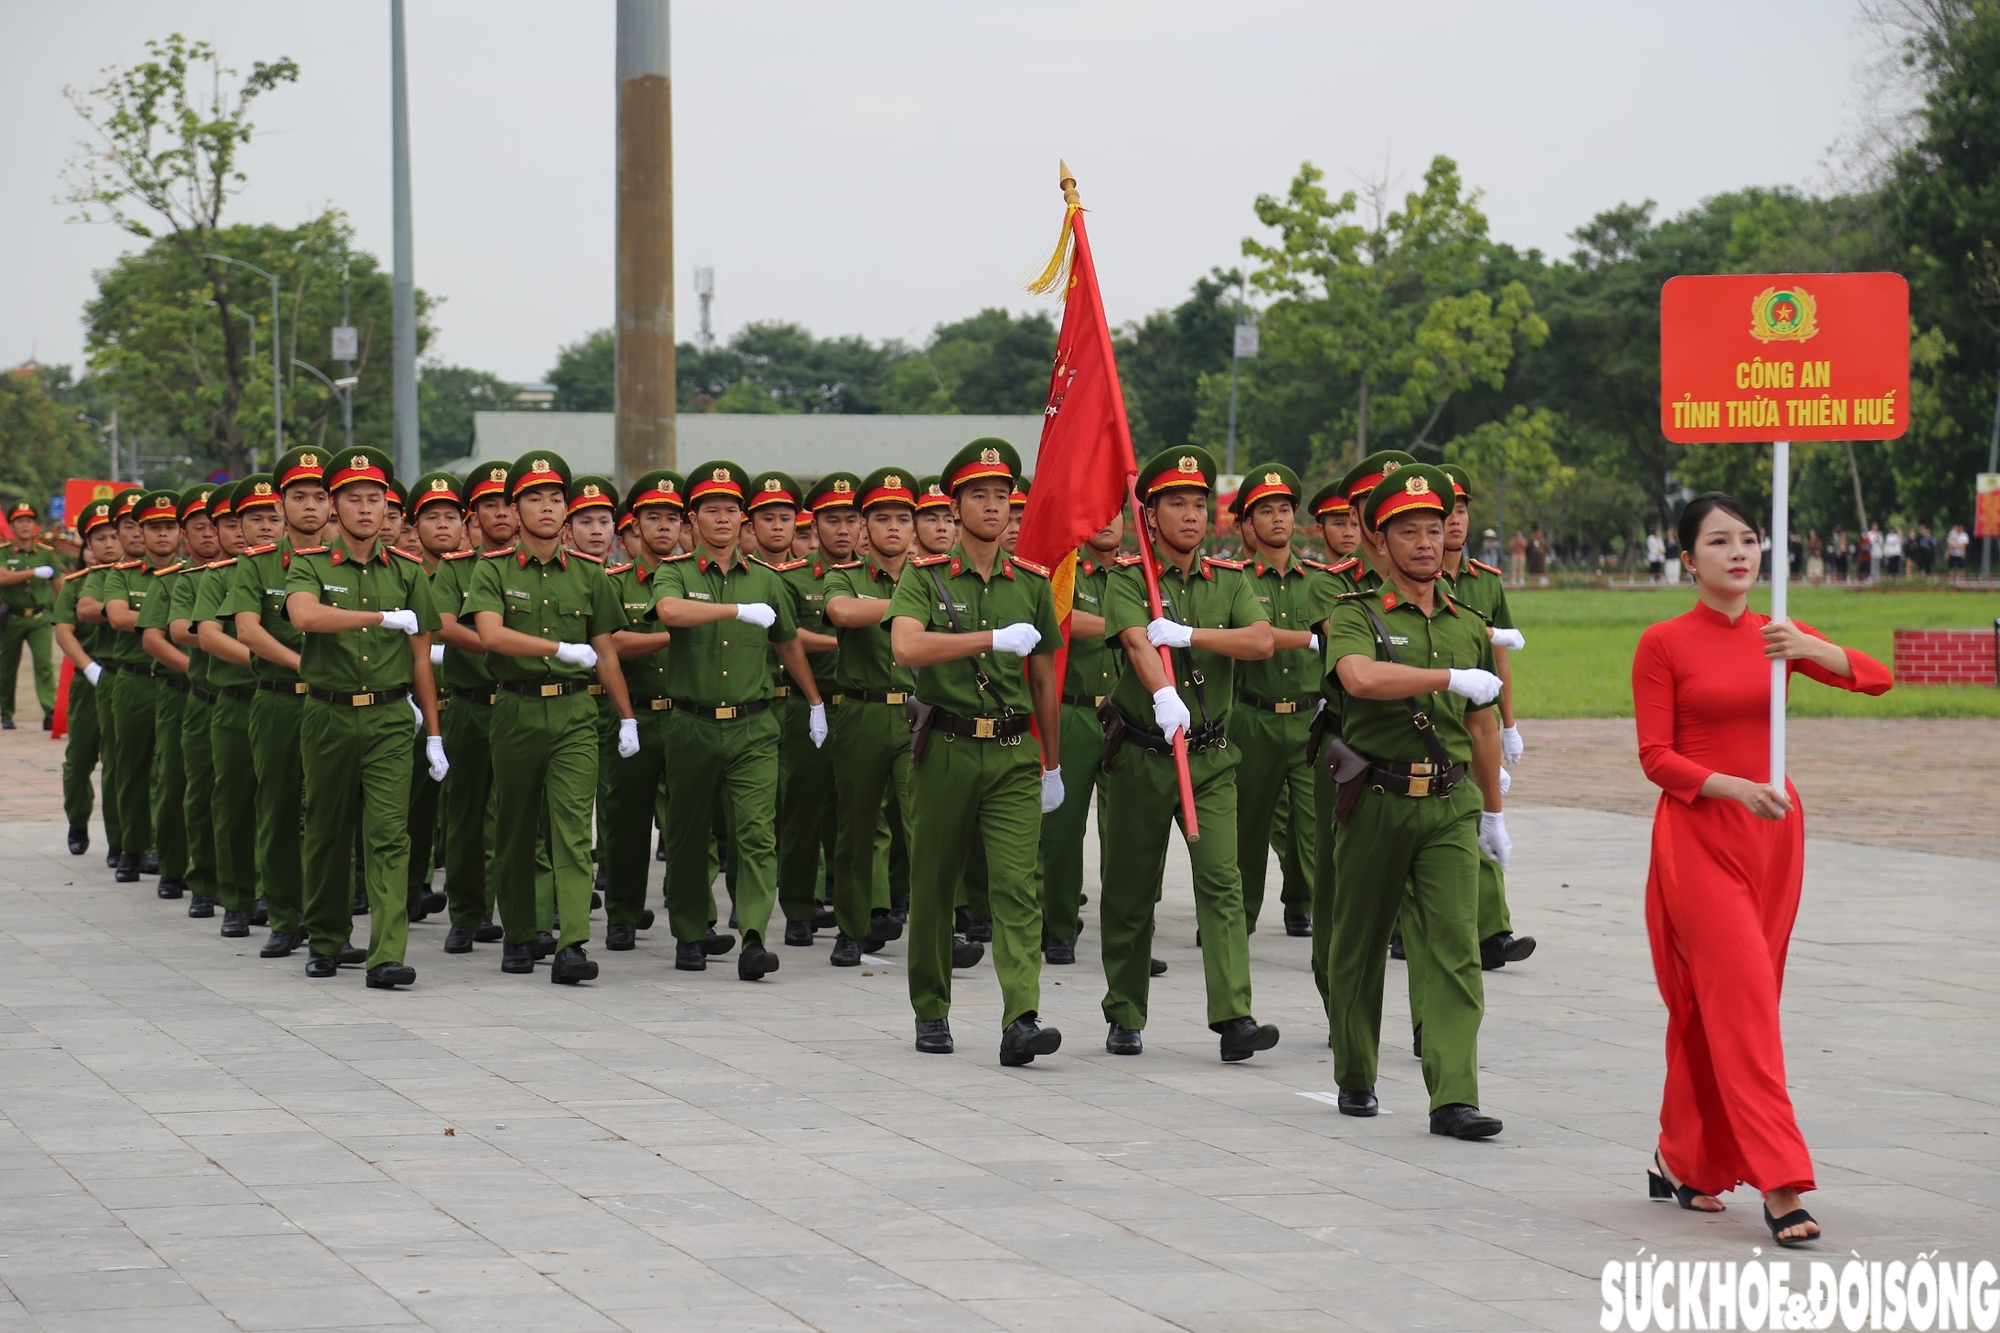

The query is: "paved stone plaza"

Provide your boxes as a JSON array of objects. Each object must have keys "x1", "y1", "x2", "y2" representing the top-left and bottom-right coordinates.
[{"x1": 0, "y1": 712, "x2": 1994, "y2": 1331}]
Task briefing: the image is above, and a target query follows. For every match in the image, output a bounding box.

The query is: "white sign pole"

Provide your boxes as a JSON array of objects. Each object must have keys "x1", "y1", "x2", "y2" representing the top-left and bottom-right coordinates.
[{"x1": 1769, "y1": 438, "x2": 1790, "y2": 788}]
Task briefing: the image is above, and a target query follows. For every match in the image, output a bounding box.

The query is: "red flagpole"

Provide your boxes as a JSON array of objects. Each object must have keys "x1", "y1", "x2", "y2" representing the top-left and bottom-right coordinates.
[{"x1": 1125, "y1": 474, "x2": 1199, "y2": 842}]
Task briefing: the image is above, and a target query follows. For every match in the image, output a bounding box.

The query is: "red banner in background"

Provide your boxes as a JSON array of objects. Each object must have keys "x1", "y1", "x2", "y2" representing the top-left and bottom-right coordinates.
[
  {"x1": 1660, "y1": 273, "x2": 1909, "y2": 443},
  {"x1": 64, "y1": 478, "x2": 139, "y2": 531}
]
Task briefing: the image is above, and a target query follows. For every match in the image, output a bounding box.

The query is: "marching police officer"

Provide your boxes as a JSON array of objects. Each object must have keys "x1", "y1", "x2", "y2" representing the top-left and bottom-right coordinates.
[
  {"x1": 52, "y1": 499, "x2": 125, "y2": 854},
  {"x1": 404, "y1": 471, "x2": 470, "y2": 924},
  {"x1": 464, "y1": 453, "x2": 637, "y2": 983},
  {"x1": 153, "y1": 484, "x2": 224, "y2": 919},
  {"x1": 74, "y1": 488, "x2": 145, "y2": 871},
  {"x1": 283, "y1": 446, "x2": 445, "y2": 988},
  {"x1": 0, "y1": 501, "x2": 61, "y2": 731},
  {"x1": 1096, "y1": 447, "x2": 1279, "y2": 1062},
  {"x1": 1320, "y1": 462, "x2": 1509, "y2": 1139},
  {"x1": 885, "y1": 438, "x2": 1064, "y2": 1064},
  {"x1": 102, "y1": 489, "x2": 183, "y2": 886}
]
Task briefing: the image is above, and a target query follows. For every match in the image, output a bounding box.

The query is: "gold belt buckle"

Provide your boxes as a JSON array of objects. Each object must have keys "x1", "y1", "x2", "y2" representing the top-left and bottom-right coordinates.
[
  {"x1": 352, "y1": 692, "x2": 375, "y2": 707},
  {"x1": 1273, "y1": 700, "x2": 1298, "y2": 714},
  {"x1": 587, "y1": 683, "x2": 605, "y2": 695},
  {"x1": 973, "y1": 716, "x2": 998, "y2": 739},
  {"x1": 714, "y1": 705, "x2": 738, "y2": 720},
  {"x1": 648, "y1": 698, "x2": 670, "y2": 710},
  {"x1": 292, "y1": 682, "x2": 310, "y2": 694},
  {"x1": 773, "y1": 685, "x2": 790, "y2": 698},
  {"x1": 1407, "y1": 774, "x2": 1431, "y2": 797},
  {"x1": 1093, "y1": 694, "x2": 1106, "y2": 707},
  {"x1": 539, "y1": 683, "x2": 563, "y2": 697},
  {"x1": 885, "y1": 691, "x2": 907, "y2": 704}
]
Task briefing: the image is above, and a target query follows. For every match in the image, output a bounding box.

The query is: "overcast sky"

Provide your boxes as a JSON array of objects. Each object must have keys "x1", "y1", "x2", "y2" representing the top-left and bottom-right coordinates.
[{"x1": 4, "y1": 1, "x2": 1883, "y2": 384}]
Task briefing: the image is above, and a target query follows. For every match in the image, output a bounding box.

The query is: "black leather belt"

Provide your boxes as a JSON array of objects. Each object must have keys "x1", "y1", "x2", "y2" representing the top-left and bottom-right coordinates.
[
  {"x1": 189, "y1": 685, "x2": 216, "y2": 703},
  {"x1": 108, "y1": 660, "x2": 155, "y2": 677},
  {"x1": 678, "y1": 699, "x2": 771, "y2": 721},
  {"x1": 1062, "y1": 692, "x2": 1107, "y2": 708},
  {"x1": 1121, "y1": 717, "x2": 1227, "y2": 755},
  {"x1": 307, "y1": 685, "x2": 411, "y2": 708},
  {"x1": 162, "y1": 675, "x2": 191, "y2": 694},
  {"x1": 632, "y1": 695, "x2": 673, "y2": 711},
  {"x1": 1240, "y1": 694, "x2": 1311, "y2": 715},
  {"x1": 1368, "y1": 759, "x2": 1467, "y2": 798},
  {"x1": 932, "y1": 707, "x2": 1033, "y2": 741},
  {"x1": 214, "y1": 684, "x2": 255, "y2": 703},
  {"x1": 257, "y1": 679, "x2": 310, "y2": 694},
  {"x1": 772, "y1": 684, "x2": 791, "y2": 699},
  {"x1": 841, "y1": 690, "x2": 910, "y2": 705},
  {"x1": 497, "y1": 679, "x2": 593, "y2": 698}
]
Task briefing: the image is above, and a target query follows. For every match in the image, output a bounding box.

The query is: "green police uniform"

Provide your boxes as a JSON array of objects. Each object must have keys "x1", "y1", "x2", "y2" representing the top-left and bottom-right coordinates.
[
  {"x1": 1322, "y1": 464, "x2": 1498, "y2": 1115},
  {"x1": 403, "y1": 471, "x2": 469, "y2": 920},
  {"x1": 822, "y1": 467, "x2": 924, "y2": 957},
  {"x1": 1095, "y1": 450, "x2": 1271, "y2": 1048},
  {"x1": 76, "y1": 542, "x2": 130, "y2": 860},
  {"x1": 653, "y1": 463, "x2": 803, "y2": 963},
  {"x1": 1436, "y1": 550, "x2": 1514, "y2": 946},
  {"x1": 136, "y1": 553, "x2": 193, "y2": 897},
  {"x1": 194, "y1": 479, "x2": 267, "y2": 929},
  {"x1": 599, "y1": 470, "x2": 684, "y2": 939},
  {"x1": 765, "y1": 470, "x2": 852, "y2": 934},
  {"x1": 565, "y1": 473, "x2": 621, "y2": 890},
  {"x1": 0, "y1": 515, "x2": 60, "y2": 726},
  {"x1": 103, "y1": 488, "x2": 185, "y2": 882},
  {"x1": 885, "y1": 440, "x2": 1062, "y2": 1043},
  {"x1": 462, "y1": 453, "x2": 625, "y2": 977},
  {"x1": 55, "y1": 538, "x2": 112, "y2": 848},
  {"x1": 285, "y1": 447, "x2": 441, "y2": 977},
  {"x1": 1037, "y1": 549, "x2": 1121, "y2": 952}
]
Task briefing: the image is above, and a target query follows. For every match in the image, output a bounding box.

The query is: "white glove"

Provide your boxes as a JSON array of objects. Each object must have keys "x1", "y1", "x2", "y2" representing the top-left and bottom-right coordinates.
[
  {"x1": 378, "y1": 607, "x2": 420, "y2": 635},
  {"x1": 808, "y1": 702, "x2": 828, "y2": 748},
  {"x1": 83, "y1": 661, "x2": 103, "y2": 686},
  {"x1": 616, "y1": 717, "x2": 639, "y2": 758},
  {"x1": 1151, "y1": 685, "x2": 1192, "y2": 742},
  {"x1": 1500, "y1": 724, "x2": 1524, "y2": 766},
  {"x1": 989, "y1": 621, "x2": 1041, "y2": 656},
  {"x1": 1489, "y1": 627, "x2": 1525, "y2": 651},
  {"x1": 31, "y1": 565, "x2": 55, "y2": 579},
  {"x1": 409, "y1": 696, "x2": 424, "y2": 734},
  {"x1": 429, "y1": 643, "x2": 445, "y2": 666},
  {"x1": 734, "y1": 602, "x2": 776, "y2": 628},
  {"x1": 1145, "y1": 617, "x2": 1194, "y2": 649},
  {"x1": 425, "y1": 735, "x2": 449, "y2": 782},
  {"x1": 1308, "y1": 632, "x2": 1320, "y2": 652},
  {"x1": 553, "y1": 641, "x2": 598, "y2": 669},
  {"x1": 1446, "y1": 668, "x2": 1503, "y2": 705},
  {"x1": 1041, "y1": 766, "x2": 1065, "y2": 813},
  {"x1": 1497, "y1": 765, "x2": 1512, "y2": 797},
  {"x1": 1478, "y1": 811, "x2": 1511, "y2": 869}
]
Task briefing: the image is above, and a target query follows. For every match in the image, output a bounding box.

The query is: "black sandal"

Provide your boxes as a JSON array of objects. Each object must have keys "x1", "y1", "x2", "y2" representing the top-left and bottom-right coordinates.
[
  {"x1": 1647, "y1": 1151, "x2": 1717, "y2": 1211},
  {"x1": 1763, "y1": 1204, "x2": 1819, "y2": 1247}
]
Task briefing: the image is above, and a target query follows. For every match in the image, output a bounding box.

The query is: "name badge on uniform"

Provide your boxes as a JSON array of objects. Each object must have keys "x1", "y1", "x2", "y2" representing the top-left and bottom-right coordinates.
[
  {"x1": 504, "y1": 588, "x2": 530, "y2": 601},
  {"x1": 689, "y1": 592, "x2": 712, "y2": 601},
  {"x1": 1388, "y1": 634, "x2": 1410, "y2": 646},
  {"x1": 325, "y1": 583, "x2": 350, "y2": 594},
  {"x1": 623, "y1": 601, "x2": 649, "y2": 613}
]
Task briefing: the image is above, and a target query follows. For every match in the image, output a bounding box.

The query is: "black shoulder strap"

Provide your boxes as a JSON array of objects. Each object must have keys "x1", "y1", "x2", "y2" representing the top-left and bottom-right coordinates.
[
  {"x1": 1357, "y1": 600, "x2": 1453, "y2": 772},
  {"x1": 925, "y1": 564, "x2": 1007, "y2": 718},
  {"x1": 1155, "y1": 587, "x2": 1213, "y2": 732}
]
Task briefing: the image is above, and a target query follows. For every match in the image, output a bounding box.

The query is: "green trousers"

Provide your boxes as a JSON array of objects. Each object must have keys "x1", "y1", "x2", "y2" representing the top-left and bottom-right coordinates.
[
  {"x1": 489, "y1": 690, "x2": 598, "y2": 951},
  {"x1": 249, "y1": 687, "x2": 307, "y2": 934},
  {"x1": 149, "y1": 682, "x2": 189, "y2": 879},
  {"x1": 1405, "y1": 851, "x2": 1511, "y2": 1032},
  {"x1": 299, "y1": 697, "x2": 412, "y2": 966},
  {"x1": 1097, "y1": 735, "x2": 1255, "y2": 1030},
  {"x1": 180, "y1": 691, "x2": 217, "y2": 901},
  {"x1": 210, "y1": 694, "x2": 257, "y2": 913},
  {"x1": 1309, "y1": 764, "x2": 1338, "y2": 1040},
  {"x1": 775, "y1": 694, "x2": 835, "y2": 926},
  {"x1": 829, "y1": 699, "x2": 911, "y2": 942},
  {"x1": 907, "y1": 734, "x2": 1043, "y2": 1028},
  {"x1": 92, "y1": 669, "x2": 124, "y2": 850},
  {"x1": 0, "y1": 613, "x2": 55, "y2": 721},
  {"x1": 438, "y1": 692, "x2": 494, "y2": 928},
  {"x1": 1327, "y1": 781, "x2": 1485, "y2": 1110},
  {"x1": 602, "y1": 704, "x2": 671, "y2": 926},
  {"x1": 62, "y1": 672, "x2": 102, "y2": 836},
  {"x1": 1230, "y1": 706, "x2": 1314, "y2": 931},
  {"x1": 664, "y1": 709, "x2": 780, "y2": 945},
  {"x1": 405, "y1": 721, "x2": 441, "y2": 911},
  {"x1": 593, "y1": 692, "x2": 615, "y2": 867},
  {"x1": 109, "y1": 671, "x2": 159, "y2": 858},
  {"x1": 1036, "y1": 702, "x2": 1105, "y2": 944}
]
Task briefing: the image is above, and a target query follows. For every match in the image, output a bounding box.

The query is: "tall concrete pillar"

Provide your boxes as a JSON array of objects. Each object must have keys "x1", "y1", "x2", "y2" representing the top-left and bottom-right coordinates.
[
  {"x1": 615, "y1": 0, "x2": 675, "y2": 486},
  {"x1": 390, "y1": 0, "x2": 420, "y2": 482}
]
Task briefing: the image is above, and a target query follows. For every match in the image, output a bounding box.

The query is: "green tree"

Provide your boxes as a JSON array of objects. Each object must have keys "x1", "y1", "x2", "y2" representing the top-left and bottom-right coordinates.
[
  {"x1": 878, "y1": 309, "x2": 1056, "y2": 415},
  {"x1": 0, "y1": 368, "x2": 103, "y2": 515},
  {"x1": 1116, "y1": 269, "x2": 1242, "y2": 451},
  {"x1": 419, "y1": 364, "x2": 521, "y2": 466},
  {"x1": 550, "y1": 329, "x2": 615, "y2": 412},
  {"x1": 63, "y1": 34, "x2": 300, "y2": 473},
  {"x1": 1241, "y1": 156, "x2": 1547, "y2": 468}
]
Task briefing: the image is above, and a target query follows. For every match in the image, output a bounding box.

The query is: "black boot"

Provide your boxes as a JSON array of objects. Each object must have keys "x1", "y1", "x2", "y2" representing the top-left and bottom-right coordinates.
[
  {"x1": 443, "y1": 925, "x2": 475, "y2": 954},
  {"x1": 829, "y1": 934, "x2": 862, "y2": 967},
  {"x1": 737, "y1": 938, "x2": 780, "y2": 981},
  {"x1": 782, "y1": 919, "x2": 814, "y2": 947},
  {"x1": 914, "y1": 1018, "x2": 953, "y2": 1054},
  {"x1": 605, "y1": 923, "x2": 636, "y2": 951},
  {"x1": 140, "y1": 851, "x2": 159, "y2": 875},
  {"x1": 999, "y1": 1015, "x2": 1061, "y2": 1067},
  {"x1": 365, "y1": 961, "x2": 416, "y2": 989},
  {"x1": 500, "y1": 942, "x2": 536, "y2": 974},
  {"x1": 249, "y1": 899, "x2": 268, "y2": 927},
  {"x1": 951, "y1": 936, "x2": 984, "y2": 969},
  {"x1": 1044, "y1": 937, "x2": 1076, "y2": 965},
  {"x1": 260, "y1": 929, "x2": 304, "y2": 959},
  {"x1": 1429, "y1": 1104, "x2": 1503, "y2": 1139},
  {"x1": 303, "y1": 954, "x2": 337, "y2": 979},
  {"x1": 1105, "y1": 1024, "x2": 1143, "y2": 1056},
  {"x1": 67, "y1": 825, "x2": 88, "y2": 855},
  {"x1": 219, "y1": 910, "x2": 250, "y2": 938},
  {"x1": 675, "y1": 940, "x2": 707, "y2": 971},
  {"x1": 551, "y1": 944, "x2": 599, "y2": 984},
  {"x1": 532, "y1": 930, "x2": 556, "y2": 959},
  {"x1": 1216, "y1": 1016, "x2": 1280, "y2": 1063},
  {"x1": 474, "y1": 918, "x2": 504, "y2": 943},
  {"x1": 185, "y1": 892, "x2": 214, "y2": 918}
]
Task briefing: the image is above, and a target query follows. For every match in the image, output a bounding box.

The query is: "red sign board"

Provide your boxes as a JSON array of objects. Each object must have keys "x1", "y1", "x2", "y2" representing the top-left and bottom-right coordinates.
[
  {"x1": 1977, "y1": 474, "x2": 2000, "y2": 540},
  {"x1": 1660, "y1": 273, "x2": 1909, "y2": 443},
  {"x1": 63, "y1": 478, "x2": 138, "y2": 532}
]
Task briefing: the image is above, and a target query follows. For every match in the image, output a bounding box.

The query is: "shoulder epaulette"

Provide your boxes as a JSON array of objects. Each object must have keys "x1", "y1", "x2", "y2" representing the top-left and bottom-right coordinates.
[
  {"x1": 35, "y1": 540, "x2": 55, "y2": 551},
  {"x1": 663, "y1": 550, "x2": 695, "y2": 563},
  {"x1": 389, "y1": 546, "x2": 424, "y2": 563},
  {"x1": 1470, "y1": 558, "x2": 1503, "y2": 577},
  {"x1": 1115, "y1": 554, "x2": 1144, "y2": 567},
  {"x1": 1299, "y1": 558, "x2": 1330, "y2": 572},
  {"x1": 911, "y1": 553, "x2": 951, "y2": 567},
  {"x1": 605, "y1": 561, "x2": 634, "y2": 576},
  {"x1": 771, "y1": 557, "x2": 809, "y2": 571},
  {"x1": 478, "y1": 546, "x2": 516, "y2": 559},
  {"x1": 831, "y1": 559, "x2": 862, "y2": 570},
  {"x1": 150, "y1": 562, "x2": 185, "y2": 577},
  {"x1": 1202, "y1": 556, "x2": 1246, "y2": 570},
  {"x1": 569, "y1": 549, "x2": 605, "y2": 565},
  {"x1": 1010, "y1": 557, "x2": 1051, "y2": 577},
  {"x1": 115, "y1": 560, "x2": 143, "y2": 570},
  {"x1": 241, "y1": 542, "x2": 278, "y2": 557},
  {"x1": 1326, "y1": 557, "x2": 1362, "y2": 575},
  {"x1": 291, "y1": 545, "x2": 328, "y2": 557},
  {"x1": 440, "y1": 549, "x2": 478, "y2": 562},
  {"x1": 205, "y1": 557, "x2": 239, "y2": 571},
  {"x1": 81, "y1": 562, "x2": 114, "y2": 574}
]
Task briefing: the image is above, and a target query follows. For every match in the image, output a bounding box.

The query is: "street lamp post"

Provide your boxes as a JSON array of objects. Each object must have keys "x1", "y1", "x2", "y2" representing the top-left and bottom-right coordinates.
[
  {"x1": 202, "y1": 252, "x2": 283, "y2": 471},
  {"x1": 293, "y1": 360, "x2": 359, "y2": 453},
  {"x1": 77, "y1": 411, "x2": 120, "y2": 483}
]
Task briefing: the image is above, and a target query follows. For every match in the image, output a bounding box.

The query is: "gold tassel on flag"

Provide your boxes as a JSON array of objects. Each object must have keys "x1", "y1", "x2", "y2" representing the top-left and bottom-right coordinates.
[{"x1": 1025, "y1": 160, "x2": 1082, "y2": 298}]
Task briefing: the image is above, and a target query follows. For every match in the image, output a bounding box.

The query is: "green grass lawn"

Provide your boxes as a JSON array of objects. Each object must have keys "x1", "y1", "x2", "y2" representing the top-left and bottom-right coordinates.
[{"x1": 1506, "y1": 584, "x2": 2000, "y2": 717}]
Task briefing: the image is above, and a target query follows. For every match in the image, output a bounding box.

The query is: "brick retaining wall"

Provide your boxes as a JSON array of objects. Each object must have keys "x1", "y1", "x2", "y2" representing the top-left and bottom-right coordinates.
[{"x1": 1893, "y1": 628, "x2": 1998, "y2": 686}]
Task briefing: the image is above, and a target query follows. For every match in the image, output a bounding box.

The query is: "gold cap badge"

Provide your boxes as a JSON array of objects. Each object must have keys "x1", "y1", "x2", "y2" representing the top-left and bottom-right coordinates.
[
  {"x1": 763, "y1": 478, "x2": 783, "y2": 493},
  {"x1": 1177, "y1": 456, "x2": 1199, "y2": 474},
  {"x1": 884, "y1": 474, "x2": 902, "y2": 489},
  {"x1": 300, "y1": 452, "x2": 320, "y2": 468},
  {"x1": 430, "y1": 478, "x2": 451, "y2": 493},
  {"x1": 712, "y1": 468, "x2": 731, "y2": 483},
  {"x1": 350, "y1": 454, "x2": 368, "y2": 470},
  {"x1": 530, "y1": 458, "x2": 549, "y2": 473},
  {"x1": 1263, "y1": 471, "x2": 1282, "y2": 486},
  {"x1": 1405, "y1": 475, "x2": 1430, "y2": 495},
  {"x1": 979, "y1": 448, "x2": 1000, "y2": 465},
  {"x1": 832, "y1": 479, "x2": 853, "y2": 494},
  {"x1": 582, "y1": 483, "x2": 600, "y2": 498}
]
